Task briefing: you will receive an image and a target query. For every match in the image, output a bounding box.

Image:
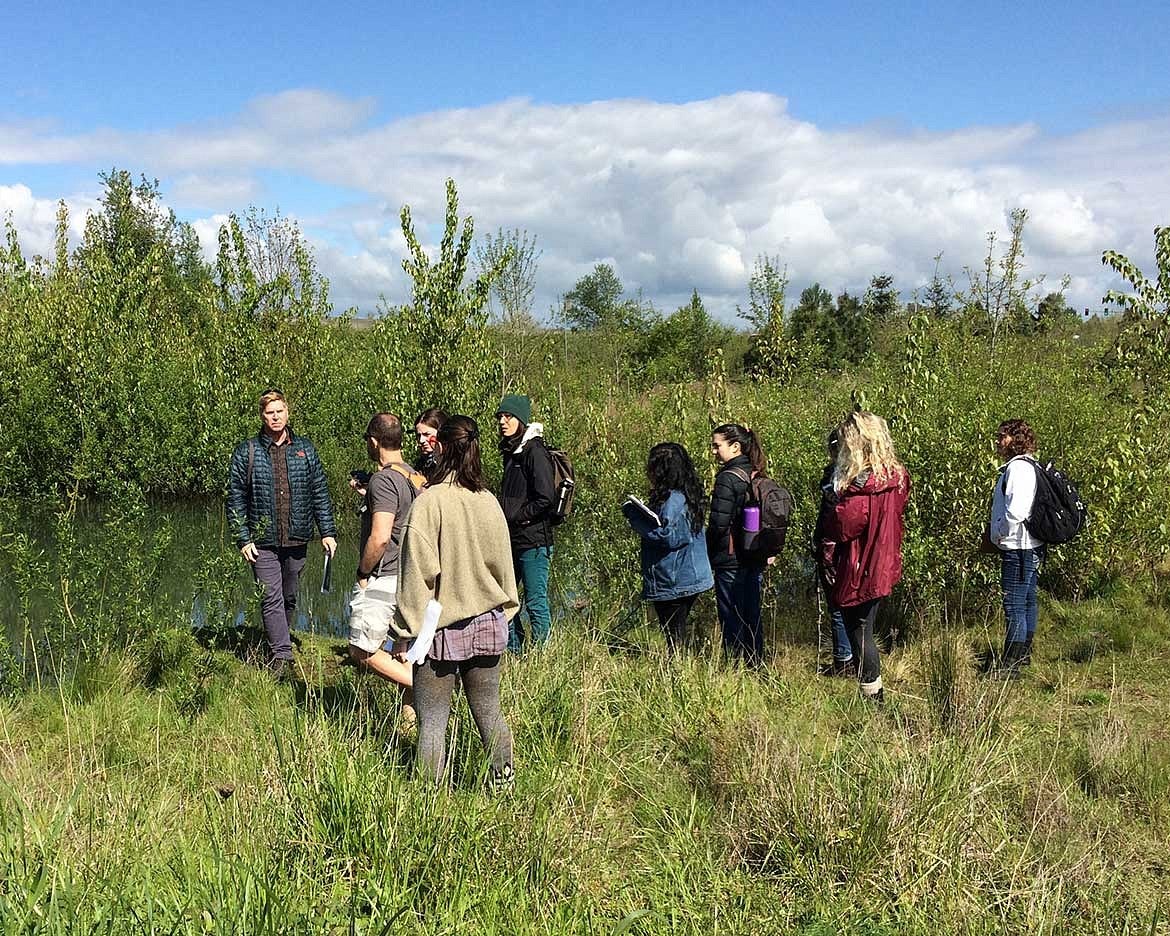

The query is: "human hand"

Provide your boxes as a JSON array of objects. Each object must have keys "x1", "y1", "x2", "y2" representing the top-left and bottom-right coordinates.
[
  {"x1": 322, "y1": 536, "x2": 338, "y2": 557},
  {"x1": 240, "y1": 543, "x2": 259, "y2": 563}
]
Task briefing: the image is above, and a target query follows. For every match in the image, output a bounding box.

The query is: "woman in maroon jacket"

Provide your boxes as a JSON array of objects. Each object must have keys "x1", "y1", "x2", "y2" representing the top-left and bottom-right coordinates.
[{"x1": 823, "y1": 412, "x2": 911, "y2": 702}]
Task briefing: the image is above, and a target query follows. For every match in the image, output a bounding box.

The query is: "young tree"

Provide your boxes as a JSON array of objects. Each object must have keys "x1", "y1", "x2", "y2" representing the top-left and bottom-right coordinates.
[
  {"x1": 475, "y1": 227, "x2": 541, "y2": 327},
  {"x1": 639, "y1": 290, "x2": 734, "y2": 383},
  {"x1": 1102, "y1": 226, "x2": 1170, "y2": 398},
  {"x1": 962, "y1": 208, "x2": 1049, "y2": 348},
  {"x1": 835, "y1": 290, "x2": 872, "y2": 364},
  {"x1": 376, "y1": 178, "x2": 507, "y2": 417},
  {"x1": 217, "y1": 208, "x2": 331, "y2": 322},
  {"x1": 561, "y1": 263, "x2": 625, "y2": 330},
  {"x1": 787, "y1": 283, "x2": 838, "y2": 366},
  {"x1": 925, "y1": 253, "x2": 954, "y2": 318},
  {"x1": 476, "y1": 228, "x2": 543, "y2": 389},
  {"x1": 738, "y1": 254, "x2": 794, "y2": 381},
  {"x1": 863, "y1": 273, "x2": 899, "y2": 319}
]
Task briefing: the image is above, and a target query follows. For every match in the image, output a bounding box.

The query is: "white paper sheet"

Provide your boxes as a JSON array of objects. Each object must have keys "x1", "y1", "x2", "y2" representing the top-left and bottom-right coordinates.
[{"x1": 405, "y1": 599, "x2": 442, "y2": 664}]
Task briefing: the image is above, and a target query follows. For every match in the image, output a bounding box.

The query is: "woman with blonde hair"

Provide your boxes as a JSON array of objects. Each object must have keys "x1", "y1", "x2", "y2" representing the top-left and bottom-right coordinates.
[{"x1": 821, "y1": 412, "x2": 911, "y2": 702}]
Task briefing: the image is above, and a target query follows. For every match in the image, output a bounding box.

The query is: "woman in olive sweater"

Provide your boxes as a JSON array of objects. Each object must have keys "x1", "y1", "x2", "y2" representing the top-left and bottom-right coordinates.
[{"x1": 393, "y1": 415, "x2": 520, "y2": 785}]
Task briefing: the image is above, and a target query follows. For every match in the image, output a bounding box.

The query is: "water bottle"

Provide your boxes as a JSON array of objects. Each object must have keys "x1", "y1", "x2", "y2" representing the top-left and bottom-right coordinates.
[{"x1": 742, "y1": 505, "x2": 760, "y2": 552}]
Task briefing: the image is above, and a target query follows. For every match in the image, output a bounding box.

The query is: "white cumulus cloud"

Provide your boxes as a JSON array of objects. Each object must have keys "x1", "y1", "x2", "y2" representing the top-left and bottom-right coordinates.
[{"x1": 2, "y1": 90, "x2": 1167, "y2": 318}]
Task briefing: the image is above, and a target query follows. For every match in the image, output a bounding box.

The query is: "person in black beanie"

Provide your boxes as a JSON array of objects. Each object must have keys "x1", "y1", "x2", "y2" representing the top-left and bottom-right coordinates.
[{"x1": 496, "y1": 394, "x2": 557, "y2": 652}]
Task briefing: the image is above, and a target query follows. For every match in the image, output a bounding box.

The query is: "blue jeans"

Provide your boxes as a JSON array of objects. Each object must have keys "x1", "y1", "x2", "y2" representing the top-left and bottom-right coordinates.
[
  {"x1": 714, "y1": 566, "x2": 763, "y2": 666},
  {"x1": 509, "y1": 546, "x2": 553, "y2": 652},
  {"x1": 825, "y1": 595, "x2": 852, "y2": 662},
  {"x1": 1000, "y1": 548, "x2": 1040, "y2": 644}
]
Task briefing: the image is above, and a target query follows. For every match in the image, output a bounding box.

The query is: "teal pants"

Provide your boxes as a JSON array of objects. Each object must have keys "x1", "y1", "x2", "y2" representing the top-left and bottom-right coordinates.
[{"x1": 509, "y1": 546, "x2": 553, "y2": 652}]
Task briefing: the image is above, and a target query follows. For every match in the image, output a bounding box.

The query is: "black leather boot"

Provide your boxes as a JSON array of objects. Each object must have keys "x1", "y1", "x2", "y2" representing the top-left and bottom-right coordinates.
[
  {"x1": 995, "y1": 640, "x2": 1027, "y2": 679},
  {"x1": 1021, "y1": 637, "x2": 1034, "y2": 666}
]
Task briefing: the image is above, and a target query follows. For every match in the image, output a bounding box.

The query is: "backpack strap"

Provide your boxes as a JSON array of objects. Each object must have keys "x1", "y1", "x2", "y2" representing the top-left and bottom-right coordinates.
[
  {"x1": 387, "y1": 461, "x2": 425, "y2": 492},
  {"x1": 727, "y1": 467, "x2": 753, "y2": 485}
]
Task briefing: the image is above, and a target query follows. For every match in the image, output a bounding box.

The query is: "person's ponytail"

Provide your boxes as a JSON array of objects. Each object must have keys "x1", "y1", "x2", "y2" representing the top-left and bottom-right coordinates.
[
  {"x1": 713, "y1": 423, "x2": 767, "y2": 477},
  {"x1": 429, "y1": 415, "x2": 486, "y2": 491}
]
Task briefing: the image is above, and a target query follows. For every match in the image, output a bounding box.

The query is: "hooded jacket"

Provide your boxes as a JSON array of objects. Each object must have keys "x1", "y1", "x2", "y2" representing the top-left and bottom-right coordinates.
[
  {"x1": 226, "y1": 428, "x2": 337, "y2": 549},
  {"x1": 499, "y1": 422, "x2": 556, "y2": 552},
  {"x1": 823, "y1": 467, "x2": 911, "y2": 607}
]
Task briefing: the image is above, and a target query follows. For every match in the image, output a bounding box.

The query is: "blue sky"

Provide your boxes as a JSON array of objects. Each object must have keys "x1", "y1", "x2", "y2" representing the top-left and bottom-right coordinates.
[{"x1": 3, "y1": 0, "x2": 1168, "y2": 316}]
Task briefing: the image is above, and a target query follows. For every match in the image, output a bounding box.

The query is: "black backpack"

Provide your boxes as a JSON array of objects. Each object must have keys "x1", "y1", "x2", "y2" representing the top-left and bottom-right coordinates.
[
  {"x1": 1004, "y1": 458, "x2": 1088, "y2": 545},
  {"x1": 545, "y1": 444, "x2": 575, "y2": 525},
  {"x1": 731, "y1": 468, "x2": 794, "y2": 558}
]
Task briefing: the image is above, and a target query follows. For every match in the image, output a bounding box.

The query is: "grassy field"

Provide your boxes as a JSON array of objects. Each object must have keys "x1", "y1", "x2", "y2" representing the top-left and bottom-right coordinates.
[{"x1": 2, "y1": 584, "x2": 1169, "y2": 934}]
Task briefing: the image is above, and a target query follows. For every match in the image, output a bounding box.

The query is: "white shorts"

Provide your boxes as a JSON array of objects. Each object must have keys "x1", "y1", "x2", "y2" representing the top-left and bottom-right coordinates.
[{"x1": 347, "y1": 574, "x2": 398, "y2": 654}]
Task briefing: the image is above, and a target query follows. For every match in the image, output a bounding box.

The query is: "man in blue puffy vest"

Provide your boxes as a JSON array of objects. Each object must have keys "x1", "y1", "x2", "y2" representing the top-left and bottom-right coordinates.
[{"x1": 227, "y1": 390, "x2": 337, "y2": 676}]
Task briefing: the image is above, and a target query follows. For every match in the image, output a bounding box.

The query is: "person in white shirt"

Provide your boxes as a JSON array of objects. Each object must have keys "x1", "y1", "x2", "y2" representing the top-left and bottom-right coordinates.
[{"x1": 989, "y1": 419, "x2": 1043, "y2": 673}]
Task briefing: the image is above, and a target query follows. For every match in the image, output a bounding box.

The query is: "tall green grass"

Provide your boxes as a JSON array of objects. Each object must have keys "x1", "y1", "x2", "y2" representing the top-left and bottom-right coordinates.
[{"x1": 2, "y1": 591, "x2": 1169, "y2": 934}]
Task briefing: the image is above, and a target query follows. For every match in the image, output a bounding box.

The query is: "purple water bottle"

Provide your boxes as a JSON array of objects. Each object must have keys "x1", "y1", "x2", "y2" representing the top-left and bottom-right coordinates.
[{"x1": 743, "y1": 505, "x2": 760, "y2": 552}]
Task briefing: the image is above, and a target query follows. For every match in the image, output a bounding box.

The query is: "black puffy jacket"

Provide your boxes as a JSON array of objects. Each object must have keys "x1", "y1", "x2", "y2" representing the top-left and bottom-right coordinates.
[
  {"x1": 499, "y1": 428, "x2": 556, "y2": 552},
  {"x1": 226, "y1": 430, "x2": 337, "y2": 548},
  {"x1": 706, "y1": 454, "x2": 762, "y2": 571}
]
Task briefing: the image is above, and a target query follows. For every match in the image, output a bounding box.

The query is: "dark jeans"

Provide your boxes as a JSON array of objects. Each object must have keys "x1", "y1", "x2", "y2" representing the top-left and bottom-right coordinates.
[
  {"x1": 714, "y1": 566, "x2": 763, "y2": 666},
  {"x1": 252, "y1": 544, "x2": 307, "y2": 661},
  {"x1": 653, "y1": 594, "x2": 699, "y2": 654},
  {"x1": 842, "y1": 598, "x2": 882, "y2": 690},
  {"x1": 413, "y1": 655, "x2": 512, "y2": 784},
  {"x1": 509, "y1": 546, "x2": 553, "y2": 652},
  {"x1": 1001, "y1": 548, "x2": 1041, "y2": 644}
]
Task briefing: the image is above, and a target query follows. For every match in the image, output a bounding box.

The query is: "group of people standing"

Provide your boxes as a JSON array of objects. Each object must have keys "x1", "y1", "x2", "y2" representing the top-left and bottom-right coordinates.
[
  {"x1": 227, "y1": 389, "x2": 1051, "y2": 783},
  {"x1": 227, "y1": 390, "x2": 562, "y2": 784},
  {"x1": 622, "y1": 413, "x2": 1052, "y2": 695},
  {"x1": 623, "y1": 412, "x2": 910, "y2": 702}
]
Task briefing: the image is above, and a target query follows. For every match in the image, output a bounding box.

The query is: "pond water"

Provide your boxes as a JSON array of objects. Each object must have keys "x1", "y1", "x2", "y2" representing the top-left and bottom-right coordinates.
[{"x1": 1, "y1": 497, "x2": 365, "y2": 648}]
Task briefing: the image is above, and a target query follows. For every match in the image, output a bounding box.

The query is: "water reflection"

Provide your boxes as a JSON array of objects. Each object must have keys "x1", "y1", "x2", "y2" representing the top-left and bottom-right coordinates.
[{"x1": 1, "y1": 499, "x2": 362, "y2": 644}]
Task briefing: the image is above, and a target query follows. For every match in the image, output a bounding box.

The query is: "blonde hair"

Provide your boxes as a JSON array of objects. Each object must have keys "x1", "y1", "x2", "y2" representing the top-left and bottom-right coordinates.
[
  {"x1": 257, "y1": 389, "x2": 286, "y2": 414},
  {"x1": 832, "y1": 411, "x2": 905, "y2": 492}
]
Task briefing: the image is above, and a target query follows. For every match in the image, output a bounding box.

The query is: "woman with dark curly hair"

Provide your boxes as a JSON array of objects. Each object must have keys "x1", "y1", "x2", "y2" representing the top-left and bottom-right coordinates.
[
  {"x1": 989, "y1": 418, "x2": 1043, "y2": 674},
  {"x1": 622, "y1": 442, "x2": 714, "y2": 653}
]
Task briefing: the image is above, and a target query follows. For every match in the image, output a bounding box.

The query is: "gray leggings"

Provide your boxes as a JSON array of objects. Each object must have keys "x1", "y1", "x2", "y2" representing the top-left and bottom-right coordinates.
[{"x1": 413, "y1": 655, "x2": 513, "y2": 784}]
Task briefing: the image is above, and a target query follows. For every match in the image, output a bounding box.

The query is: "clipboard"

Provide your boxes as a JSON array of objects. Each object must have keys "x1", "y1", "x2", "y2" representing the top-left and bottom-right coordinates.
[
  {"x1": 624, "y1": 494, "x2": 663, "y2": 527},
  {"x1": 321, "y1": 552, "x2": 333, "y2": 593}
]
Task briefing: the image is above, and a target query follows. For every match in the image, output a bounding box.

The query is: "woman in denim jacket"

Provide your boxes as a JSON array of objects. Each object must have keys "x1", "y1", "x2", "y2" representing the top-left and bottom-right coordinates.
[{"x1": 623, "y1": 443, "x2": 714, "y2": 653}]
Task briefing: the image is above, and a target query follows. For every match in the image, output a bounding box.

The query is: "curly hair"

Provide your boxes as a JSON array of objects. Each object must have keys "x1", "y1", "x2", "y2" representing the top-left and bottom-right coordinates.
[
  {"x1": 832, "y1": 411, "x2": 907, "y2": 492},
  {"x1": 646, "y1": 442, "x2": 708, "y2": 535},
  {"x1": 996, "y1": 419, "x2": 1037, "y2": 458}
]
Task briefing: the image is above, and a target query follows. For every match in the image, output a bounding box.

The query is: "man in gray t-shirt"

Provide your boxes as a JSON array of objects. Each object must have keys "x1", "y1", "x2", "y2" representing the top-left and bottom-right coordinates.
[
  {"x1": 348, "y1": 414, "x2": 421, "y2": 692},
  {"x1": 357, "y1": 466, "x2": 415, "y2": 579}
]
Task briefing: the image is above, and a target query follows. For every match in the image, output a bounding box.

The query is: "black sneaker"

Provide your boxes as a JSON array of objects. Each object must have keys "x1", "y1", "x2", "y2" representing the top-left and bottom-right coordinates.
[
  {"x1": 268, "y1": 658, "x2": 292, "y2": 681},
  {"x1": 830, "y1": 657, "x2": 858, "y2": 679}
]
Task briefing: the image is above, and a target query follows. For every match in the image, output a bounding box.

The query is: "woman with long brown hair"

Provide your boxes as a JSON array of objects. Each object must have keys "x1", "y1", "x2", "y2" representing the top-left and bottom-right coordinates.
[{"x1": 393, "y1": 415, "x2": 520, "y2": 785}]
